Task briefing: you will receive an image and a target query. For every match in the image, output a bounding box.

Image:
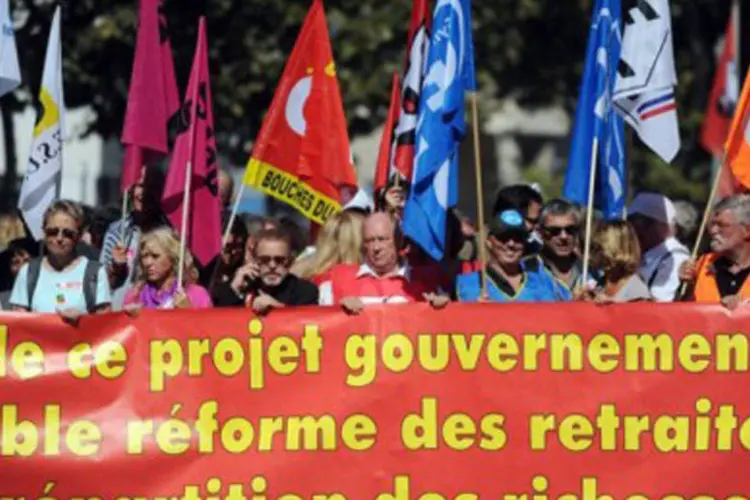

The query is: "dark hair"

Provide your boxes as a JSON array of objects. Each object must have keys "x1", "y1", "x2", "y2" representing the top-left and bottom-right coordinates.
[
  {"x1": 252, "y1": 228, "x2": 293, "y2": 258},
  {"x1": 223, "y1": 215, "x2": 249, "y2": 241},
  {"x1": 276, "y1": 216, "x2": 307, "y2": 257},
  {"x1": 493, "y1": 185, "x2": 544, "y2": 216},
  {"x1": 243, "y1": 214, "x2": 275, "y2": 240},
  {"x1": 89, "y1": 206, "x2": 121, "y2": 250},
  {"x1": 7, "y1": 237, "x2": 38, "y2": 259}
]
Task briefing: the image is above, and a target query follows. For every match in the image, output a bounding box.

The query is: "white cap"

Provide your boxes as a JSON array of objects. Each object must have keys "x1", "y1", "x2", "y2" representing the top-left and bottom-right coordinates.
[
  {"x1": 628, "y1": 192, "x2": 676, "y2": 225},
  {"x1": 342, "y1": 187, "x2": 373, "y2": 213}
]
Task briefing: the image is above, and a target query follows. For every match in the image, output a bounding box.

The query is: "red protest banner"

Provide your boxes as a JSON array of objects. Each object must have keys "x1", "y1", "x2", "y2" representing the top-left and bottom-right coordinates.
[{"x1": 0, "y1": 303, "x2": 749, "y2": 499}]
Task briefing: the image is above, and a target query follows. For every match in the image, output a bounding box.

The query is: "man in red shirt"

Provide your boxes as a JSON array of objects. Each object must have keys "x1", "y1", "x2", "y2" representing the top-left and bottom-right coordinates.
[{"x1": 318, "y1": 212, "x2": 449, "y2": 314}]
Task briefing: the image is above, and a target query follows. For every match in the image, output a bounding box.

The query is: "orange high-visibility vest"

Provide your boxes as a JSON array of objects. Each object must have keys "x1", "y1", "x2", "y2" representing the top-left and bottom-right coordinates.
[{"x1": 693, "y1": 253, "x2": 750, "y2": 303}]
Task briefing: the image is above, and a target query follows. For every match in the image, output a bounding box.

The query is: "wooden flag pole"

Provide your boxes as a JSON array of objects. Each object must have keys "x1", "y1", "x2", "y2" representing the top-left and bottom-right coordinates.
[
  {"x1": 206, "y1": 182, "x2": 248, "y2": 293},
  {"x1": 676, "y1": 154, "x2": 724, "y2": 299},
  {"x1": 176, "y1": 159, "x2": 194, "y2": 292},
  {"x1": 120, "y1": 193, "x2": 128, "y2": 243},
  {"x1": 470, "y1": 92, "x2": 489, "y2": 299},
  {"x1": 580, "y1": 138, "x2": 600, "y2": 287}
]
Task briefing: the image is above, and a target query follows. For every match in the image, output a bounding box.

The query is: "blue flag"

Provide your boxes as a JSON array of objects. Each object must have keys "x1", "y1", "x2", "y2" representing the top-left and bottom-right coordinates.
[
  {"x1": 403, "y1": 0, "x2": 476, "y2": 261},
  {"x1": 563, "y1": 0, "x2": 626, "y2": 219}
]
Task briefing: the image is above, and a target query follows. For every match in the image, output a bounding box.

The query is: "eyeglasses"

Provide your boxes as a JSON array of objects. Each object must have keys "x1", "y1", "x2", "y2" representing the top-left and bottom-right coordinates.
[
  {"x1": 44, "y1": 227, "x2": 78, "y2": 239},
  {"x1": 257, "y1": 255, "x2": 288, "y2": 266},
  {"x1": 543, "y1": 225, "x2": 579, "y2": 237}
]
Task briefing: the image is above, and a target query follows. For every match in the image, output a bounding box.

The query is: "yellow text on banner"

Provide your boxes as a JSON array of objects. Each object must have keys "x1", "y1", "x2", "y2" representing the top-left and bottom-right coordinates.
[{"x1": 243, "y1": 158, "x2": 341, "y2": 225}]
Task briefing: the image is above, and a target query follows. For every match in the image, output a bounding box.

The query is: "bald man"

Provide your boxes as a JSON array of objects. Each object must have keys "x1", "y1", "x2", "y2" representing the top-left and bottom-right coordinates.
[{"x1": 318, "y1": 212, "x2": 449, "y2": 314}]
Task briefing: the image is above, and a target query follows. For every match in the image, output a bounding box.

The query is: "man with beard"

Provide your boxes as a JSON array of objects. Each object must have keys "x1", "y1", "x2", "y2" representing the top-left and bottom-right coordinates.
[
  {"x1": 213, "y1": 228, "x2": 318, "y2": 313},
  {"x1": 680, "y1": 195, "x2": 750, "y2": 308},
  {"x1": 524, "y1": 199, "x2": 587, "y2": 300}
]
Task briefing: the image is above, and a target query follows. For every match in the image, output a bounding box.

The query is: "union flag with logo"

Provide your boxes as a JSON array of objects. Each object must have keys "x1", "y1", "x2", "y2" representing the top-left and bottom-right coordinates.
[{"x1": 242, "y1": 0, "x2": 357, "y2": 224}]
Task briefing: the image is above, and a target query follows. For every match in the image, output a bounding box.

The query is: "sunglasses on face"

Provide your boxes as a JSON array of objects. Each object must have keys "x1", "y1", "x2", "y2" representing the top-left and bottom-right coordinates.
[
  {"x1": 257, "y1": 255, "x2": 288, "y2": 266},
  {"x1": 491, "y1": 231, "x2": 526, "y2": 243},
  {"x1": 44, "y1": 227, "x2": 77, "y2": 239},
  {"x1": 543, "y1": 225, "x2": 579, "y2": 237}
]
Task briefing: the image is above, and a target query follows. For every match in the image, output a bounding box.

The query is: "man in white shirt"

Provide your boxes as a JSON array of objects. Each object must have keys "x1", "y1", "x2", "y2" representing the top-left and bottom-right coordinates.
[{"x1": 627, "y1": 192, "x2": 690, "y2": 302}]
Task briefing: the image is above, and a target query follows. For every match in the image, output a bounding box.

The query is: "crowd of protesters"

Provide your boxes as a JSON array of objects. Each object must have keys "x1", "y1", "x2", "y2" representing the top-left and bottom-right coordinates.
[{"x1": 1, "y1": 164, "x2": 749, "y2": 322}]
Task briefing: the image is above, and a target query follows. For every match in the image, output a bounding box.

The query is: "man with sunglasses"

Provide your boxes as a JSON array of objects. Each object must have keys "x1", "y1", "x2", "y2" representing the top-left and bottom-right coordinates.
[
  {"x1": 456, "y1": 210, "x2": 560, "y2": 302},
  {"x1": 213, "y1": 228, "x2": 318, "y2": 313},
  {"x1": 526, "y1": 199, "x2": 588, "y2": 300}
]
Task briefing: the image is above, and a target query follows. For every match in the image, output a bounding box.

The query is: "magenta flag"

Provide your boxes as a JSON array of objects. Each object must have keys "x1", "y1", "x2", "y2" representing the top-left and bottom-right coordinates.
[
  {"x1": 161, "y1": 17, "x2": 221, "y2": 266},
  {"x1": 120, "y1": 0, "x2": 180, "y2": 191}
]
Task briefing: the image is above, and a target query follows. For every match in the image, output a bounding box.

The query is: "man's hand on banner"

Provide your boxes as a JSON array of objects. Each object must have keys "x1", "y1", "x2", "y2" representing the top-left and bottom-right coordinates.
[
  {"x1": 341, "y1": 297, "x2": 365, "y2": 315},
  {"x1": 721, "y1": 294, "x2": 749, "y2": 311},
  {"x1": 174, "y1": 292, "x2": 192, "y2": 309},
  {"x1": 252, "y1": 292, "x2": 283, "y2": 315},
  {"x1": 424, "y1": 292, "x2": 450, "y2": 309},
  {"x1": 678, "y1": 260, "x2": 697, "y2": 284},
  {"x1": 57, "y1": 308, "x2": 82, "y2": 326},
  {"x1": 123, "y1": 303, "x2": 142, "y2": 318}
]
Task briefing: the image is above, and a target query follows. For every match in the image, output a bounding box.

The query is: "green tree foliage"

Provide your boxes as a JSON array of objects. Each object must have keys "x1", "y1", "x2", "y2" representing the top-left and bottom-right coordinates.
[{"x1": 0, "y1": 0, "x2": 733, "y2": 208}]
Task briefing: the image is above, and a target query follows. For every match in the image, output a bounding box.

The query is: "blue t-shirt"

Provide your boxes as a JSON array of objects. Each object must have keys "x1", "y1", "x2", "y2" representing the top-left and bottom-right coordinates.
[
  {"x1": 456, "y1": 260, "x2": 564, "y2": 303},
  {"x1": 10, "y1": 258, "x2": 111, "y2": 314}
]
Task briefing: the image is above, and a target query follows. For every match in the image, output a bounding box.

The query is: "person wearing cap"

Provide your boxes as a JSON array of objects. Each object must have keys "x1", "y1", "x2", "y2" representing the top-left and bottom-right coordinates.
[
  {"x1": 627, "y1": 192, "x2": 689, "y2": 302},
  {"x1": 492, "y1": 185, "x2": 545, "y2": 256},
  {"x1": 456, "y1": 209, "x2": 560, "y2": 303},
  {"x1": 679, "y1": 194, "x2": 750, "y2": 308}
]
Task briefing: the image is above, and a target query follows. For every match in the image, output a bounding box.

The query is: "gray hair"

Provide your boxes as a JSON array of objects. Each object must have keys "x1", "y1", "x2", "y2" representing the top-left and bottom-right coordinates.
[
  {"x1": 540, "y1": 199, "x2": 581, "y2": 226},
  {"x1": 714, "y1": 194, "x2": 750, "y2": 225}
]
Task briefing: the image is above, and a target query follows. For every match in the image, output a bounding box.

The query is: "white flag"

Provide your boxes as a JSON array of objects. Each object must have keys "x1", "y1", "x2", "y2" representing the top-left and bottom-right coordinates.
[
  {"x1": 0, "y1": 0, "x2": 20, "y2": 96},
  {"x1": 613, "y1": 0, "x2": 680, "y2": 163},
  {"x1": 18, "y1": 7, "x2": 66, "y2": 240}
]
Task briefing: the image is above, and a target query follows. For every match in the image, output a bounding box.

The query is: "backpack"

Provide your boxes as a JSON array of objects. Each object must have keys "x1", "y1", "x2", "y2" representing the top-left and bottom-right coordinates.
[{"x1": 26, "y1": 257, "x2": 102, "y2": 313}]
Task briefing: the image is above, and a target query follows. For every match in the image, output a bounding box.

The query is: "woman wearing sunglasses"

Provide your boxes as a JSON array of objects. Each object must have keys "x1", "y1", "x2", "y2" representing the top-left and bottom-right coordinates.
[
  {"x1": 456, "y1": 210, "x2": 561, "y2": 303},
  {"x1": 10, "y1": 201, "x2": 111, "y2": 321},
  {"x1": 123, "y1": 227, "x2": 212, "y2": 310}
]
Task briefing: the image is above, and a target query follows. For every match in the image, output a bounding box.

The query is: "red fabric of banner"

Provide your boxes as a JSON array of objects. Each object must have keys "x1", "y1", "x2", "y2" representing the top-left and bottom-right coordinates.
[{"x1": 0, "y1": 303, "x2": 749, "y2": 499}]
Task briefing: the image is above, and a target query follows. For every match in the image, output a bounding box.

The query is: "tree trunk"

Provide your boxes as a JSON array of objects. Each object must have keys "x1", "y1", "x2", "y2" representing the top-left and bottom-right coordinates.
[{"x1": 0, "y1": 104, "x2": 17, "y2": 212}]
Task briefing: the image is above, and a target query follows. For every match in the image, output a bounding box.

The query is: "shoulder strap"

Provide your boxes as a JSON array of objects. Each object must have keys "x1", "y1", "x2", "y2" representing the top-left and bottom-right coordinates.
[
  {"x1": 83, "y1": 259, "x2": 103, "y2": 313},
  {"x1": 26, "y1": 258, "x2": 42, "y2": 307},
  {"x1": 647, "y1": 248, "x2": 689, "y2": 289}
]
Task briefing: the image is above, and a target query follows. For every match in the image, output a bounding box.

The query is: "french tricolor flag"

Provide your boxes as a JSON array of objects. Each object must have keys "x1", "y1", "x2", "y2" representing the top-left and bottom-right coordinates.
[
  {"x1": 638, "y1": 92, "x2": 677, "y2": 121},
  {"x1": 613, "y1": 0, "x2": 680, "y2": 163}
]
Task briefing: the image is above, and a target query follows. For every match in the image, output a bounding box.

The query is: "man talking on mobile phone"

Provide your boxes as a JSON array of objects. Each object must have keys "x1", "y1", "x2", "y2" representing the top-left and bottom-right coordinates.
[{"x1": 212, "y1": 228, "x2": 318, "y2": 313}]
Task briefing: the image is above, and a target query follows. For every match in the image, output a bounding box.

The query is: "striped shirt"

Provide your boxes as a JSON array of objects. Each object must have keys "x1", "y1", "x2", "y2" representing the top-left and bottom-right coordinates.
[{"x1": 100, "y1": 217, "x2": 141, "y2": 311}]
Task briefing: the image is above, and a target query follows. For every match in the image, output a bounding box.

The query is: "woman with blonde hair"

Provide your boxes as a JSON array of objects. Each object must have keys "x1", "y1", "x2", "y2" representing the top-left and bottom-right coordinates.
[
  {"x1": 292, "y1": 210, "x2": 364, "y2": 282},
  {"x1": 123, "y1": 227, "x2": 212, "y2": 309},
  {"x1": 586, "y1": 220, "x2": 652, "y2": 303}
]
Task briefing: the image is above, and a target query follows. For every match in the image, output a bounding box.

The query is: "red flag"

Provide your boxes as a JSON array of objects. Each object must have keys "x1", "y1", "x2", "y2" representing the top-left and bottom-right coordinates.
[
  {"x1": 120, "y1": 0, "x2": 180, "y2": 191},
  {"x1": 375, "y1": 73, "x2": 402, "y2": 195},
  {"x1": 700, "y1": 14, "x2": 737, "y2": 158},
  {"x1": 161, "y1": 17, "x2": 221, "y2": 266},
  {"x1": 391, "y1": 0, "x2": 430, "y2": 183},
  {"x1": 243, "y1": 0, "x2": 357, "y2": 225}
]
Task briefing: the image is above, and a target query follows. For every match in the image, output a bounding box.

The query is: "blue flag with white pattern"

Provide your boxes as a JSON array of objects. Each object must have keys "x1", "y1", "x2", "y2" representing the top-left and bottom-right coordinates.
[
  {"x1": 563, "y1": 0, "x2": 626, "y2": 219},
  {"x1": 403, "y1": 0, "x2": 476, "y2": 261}
]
